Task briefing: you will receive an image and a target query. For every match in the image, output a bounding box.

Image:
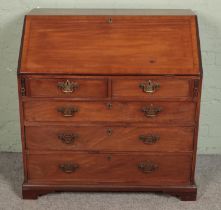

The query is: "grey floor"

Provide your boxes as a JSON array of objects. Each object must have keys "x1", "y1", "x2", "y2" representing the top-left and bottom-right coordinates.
[{"x1": 0, "y1": 153, "x2": 221, "y2": 210}]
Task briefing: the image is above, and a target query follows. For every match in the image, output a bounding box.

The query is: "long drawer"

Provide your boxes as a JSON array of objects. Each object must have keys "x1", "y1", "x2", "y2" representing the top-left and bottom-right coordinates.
[
  {"x1": 23, "y1": 101, "x2": 196, "y2": 124},
  {"x1": 27, "y1": 152, "x2": 192, "y2": 185},
  {"x1": 25, "y1": 126, "x2": 194, "y2": 152}
]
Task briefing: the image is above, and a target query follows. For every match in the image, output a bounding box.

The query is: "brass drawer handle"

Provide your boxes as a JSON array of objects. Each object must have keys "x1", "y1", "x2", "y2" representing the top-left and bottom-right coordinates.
[
  {"x1": 57, "y1": 107, "x2": 78, "y2": 117},
  {"x1": 142, "y1": 104, "x2": 162, "y2": 117},
  {"x1": 138, "y1": 161, "x2": 158, "y2": 173},
  {"x1": 59, "y1": 163, "x2": 79, "y2": 173},
  {"x1": 57, "y1": 80, "x2": 79, "y2": 93},
  {"x1": 139, "y1": 80, "x2": 160, "y2": 93},
  {"x1": 139, "y1": 135, "x2": 160, "y2": 144},
  {"x1": 58, "y1": 133, "x2": 79, "y2": 144}
]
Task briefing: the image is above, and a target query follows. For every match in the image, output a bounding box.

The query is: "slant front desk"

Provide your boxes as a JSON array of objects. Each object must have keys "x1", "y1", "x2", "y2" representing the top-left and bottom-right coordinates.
[{"x1": 17, "y1": 9, "x2": 202, "y2": 201}]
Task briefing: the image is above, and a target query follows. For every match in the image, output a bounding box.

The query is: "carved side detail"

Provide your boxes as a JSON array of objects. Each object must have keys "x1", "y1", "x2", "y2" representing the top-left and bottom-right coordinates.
[
  {"x1": 193, "y1": 80, "x2": 199, "y2": 97},
  {"x1": 21, "y1": 78, "x2": 26, "y2": 96}
]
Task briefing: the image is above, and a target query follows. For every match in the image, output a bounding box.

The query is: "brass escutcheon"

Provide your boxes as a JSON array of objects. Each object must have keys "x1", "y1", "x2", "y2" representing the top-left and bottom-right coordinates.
[
  {"x1": 107, "y1": 155, "x2": 112, "y2": 161},
  {"x1": 108, "y1": 17, "x2": 112, "y2": 24},
  {"x1": 107, "y1": 103, "x2": 112, "y2": 110},
  {"x1": 107, "y1": 128, "x2": 113, "y2": 136}
]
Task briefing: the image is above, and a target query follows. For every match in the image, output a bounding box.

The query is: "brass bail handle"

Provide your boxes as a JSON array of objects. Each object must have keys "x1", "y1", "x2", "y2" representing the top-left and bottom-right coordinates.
[
  {"x1": 57, "y1": 80, "x2": 79, "y2": 93},
  {"x1": 138, "y1": 161, "x2": 158, "y2": 173},
  {"x1": 139, "y1": 135, "x2": 160, "y2": 144},
  {"x1": 58, "y1": 133, "x2": 79, "y2": 144},
  {"x1": 139, "y1": 80, "x2": 160, "y2": 93},
  {"x1": 57, "y1": 107, "x2": 79, "y2": 117},
  {"x1": 59, "y1": 163, "x2": 79, "y2": 173},
  {"x1": 142, "y1": 104, "x2": 162, "y2": 117}
]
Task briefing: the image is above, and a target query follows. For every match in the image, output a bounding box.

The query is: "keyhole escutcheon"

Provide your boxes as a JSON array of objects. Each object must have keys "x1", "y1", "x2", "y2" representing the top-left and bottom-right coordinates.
[{"x1": 108, "y1": 17, "x2": 112, "y2": 24}]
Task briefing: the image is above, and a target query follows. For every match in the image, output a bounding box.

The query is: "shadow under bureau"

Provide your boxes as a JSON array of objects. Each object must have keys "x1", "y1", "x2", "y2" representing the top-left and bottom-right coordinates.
[{"x1": 17, "y1": 9, "x2": 202, "y2": 201}]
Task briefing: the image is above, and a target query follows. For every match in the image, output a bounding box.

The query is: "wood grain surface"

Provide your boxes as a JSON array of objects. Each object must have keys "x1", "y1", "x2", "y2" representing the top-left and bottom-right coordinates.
[
  {"x1": 23, "y1": 101, "x2": 196, "y2": 124},
  {"x1": 25, "y1": 126, "x2": 194, "y2": 152},
  {"x1": 27, "y1": 152, "x2": 192, "y2": 185},
  {"x1": 19, "y1": 15, "x2": 200, "y2": 75},
  {"x1": 27, "y1": 78, "x2": 108, "y2": 98}
]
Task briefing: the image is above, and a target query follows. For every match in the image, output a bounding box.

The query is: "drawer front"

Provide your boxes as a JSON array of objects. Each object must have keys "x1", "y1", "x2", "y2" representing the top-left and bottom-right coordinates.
[
  {"x1": 112, "y1": 78, "x2": 192, "y2": 99},
  {"x1": 26, "y1": 126, "x2": 194, "y2": 152},
  {"x1": 27, "y1": 153, "x2": 192, "y2": 185},
  {"x1": 27, "y1": 78, "x2": 108, "y2": 98},
  {"x1": 24, "y1": 101, "x2": 196, "y2": 124}
]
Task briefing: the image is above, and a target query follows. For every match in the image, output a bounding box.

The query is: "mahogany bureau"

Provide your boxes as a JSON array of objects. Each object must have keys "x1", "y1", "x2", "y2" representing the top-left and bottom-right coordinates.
[{"x1": 17, "y1": 9, "x2": 202, "y2": 201}]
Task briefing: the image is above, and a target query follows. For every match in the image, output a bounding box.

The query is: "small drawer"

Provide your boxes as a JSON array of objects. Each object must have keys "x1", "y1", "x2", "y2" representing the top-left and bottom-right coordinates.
[
  {"x1": 112, "y1": 78, "x2": 193, "y2": 99},
  {"x1": 26, "y1": 78, "x2": 108, "y2": 98},
  {"x1": 26, "y1": 126, "x2": 194, "y2": 152},
  {"x1": 24, "y1": 101, "x2": 196, "y2": 125},
  {"x1": 27, "y1": 152, "x2": 192, "y2": 185}
]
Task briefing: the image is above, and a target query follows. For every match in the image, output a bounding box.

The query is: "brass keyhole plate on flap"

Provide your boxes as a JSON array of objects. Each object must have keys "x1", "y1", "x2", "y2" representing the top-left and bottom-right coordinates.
[
  {"x1": 107, "y1": 155, "x2": 112, "y2": 161},
  {"x1": 108, "y1": 17, "x2": 112, "y2": 24}
]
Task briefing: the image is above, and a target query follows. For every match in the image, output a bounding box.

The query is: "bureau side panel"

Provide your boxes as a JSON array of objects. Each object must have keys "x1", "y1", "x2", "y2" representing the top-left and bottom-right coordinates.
[
  {"x1": 191, "y1": 78, "x2": 202, "y2": 183},
  {"x1": 189, "y1": 16, "x2": 203, "y2": 183},
  {"x1": 17, "y1": 75, "x2": 28, "y2": 181}
]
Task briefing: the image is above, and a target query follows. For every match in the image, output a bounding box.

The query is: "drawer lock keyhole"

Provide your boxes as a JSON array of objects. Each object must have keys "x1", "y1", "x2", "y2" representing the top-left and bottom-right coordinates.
[
  {"x1": 107, "y1": 103, "x2": 112, "y2": 110},
  {"x1": 107, "y1": 128, "x2": 113, "y2": 136},
  {"x1": 108, "y1": 17, "x2": 112, "y2": 24},
  {"x1": 107, "y1": 155, "x2": 112, "y2": 161}
]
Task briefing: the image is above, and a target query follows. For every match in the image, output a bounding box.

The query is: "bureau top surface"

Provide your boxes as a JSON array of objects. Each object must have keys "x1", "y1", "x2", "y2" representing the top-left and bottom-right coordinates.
[
  {"x1": 18, "y1": 9, "x2": 202, "y2": 75},
  {"x1": 28, "y1": 9, "x2": 196, "y2": 16}
]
